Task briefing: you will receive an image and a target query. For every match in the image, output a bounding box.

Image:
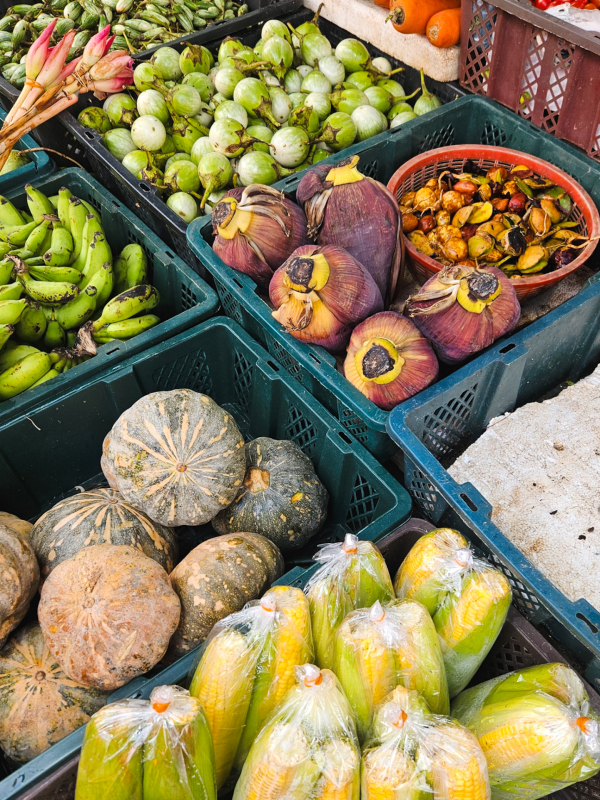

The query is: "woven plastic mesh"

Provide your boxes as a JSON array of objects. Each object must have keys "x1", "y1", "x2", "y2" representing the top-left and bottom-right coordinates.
[
  {"x1": 360, "y1": 159, "x2": 379, "y2": 179},
  {"x1": 480, "y1": 121, "x2": 507, "y2": 147},
  {"x1": 405, "y1": 467, "x2": 439, "y2": 518},
  {"x1": 345, "y1": 473, "x2": 380, "y2": 531},
  {"x1": 285, "y1": 400, "x2": 318, "y2": 456},
  {"x1": 216, "y1": 284, "x2": 244, "y2": 326},
  {"x1": 268, "y1": 336, "x2": 303, "y2": 381},
  {"x1": 152, "y1": 350, "x2": 212, "y2": 395},
  {"x1": 417, "y1": 124, "x2": 456, "y2": 154},
  {"x1": 233, "y1": 349, "x2": 253, "y2": 411},
  {"x1": 338, "y1": 404, "x2": 370, "y2": 444},
  {"x1": 180, "y1": 281, "x2": 198, "y2": 312},
  {"x1": 462, "y1": 0, "x2": 498, "y2": 95},
  {"x1": 421, "y1": 385, "x2": 478, "y2": 460}
]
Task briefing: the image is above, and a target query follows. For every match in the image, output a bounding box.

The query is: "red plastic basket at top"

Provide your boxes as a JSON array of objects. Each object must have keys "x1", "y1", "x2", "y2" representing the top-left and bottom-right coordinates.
[{"x1": 387, "y1": 144, "x2": 600, "y2": 300}]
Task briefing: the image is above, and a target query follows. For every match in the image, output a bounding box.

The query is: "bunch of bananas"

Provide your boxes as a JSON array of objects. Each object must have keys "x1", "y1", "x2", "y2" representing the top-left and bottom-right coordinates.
[
  {"x1": 0, "y1": 183, "x2": 161, "y2": 400},
  {"x1": 189, "y1": 585, "x2": 313, "y2": 791},
  {"x1": 305, "y1": 534, "x2": 395, "y2": 672},
  {"x1": 0, "y1": 0, "x2": 249, "y2": 83}
]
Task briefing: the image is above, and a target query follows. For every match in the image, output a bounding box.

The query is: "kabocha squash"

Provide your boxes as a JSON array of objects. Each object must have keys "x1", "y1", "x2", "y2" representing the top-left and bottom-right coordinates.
[
  {"x1": 0, "y1": 512, "x2": 32, "y2": 538},
  {"x1": 0, "y1": 623, "x2": 107, "y2": 763},
  {"x1": 38, "y1": 544, "x2": 181, "y2": 691},
  {"x1": 30, "y1": 488, "x2": 178, "y2": 582},
  {"x1": 212, "y1": 438, "x2": 329, "y2": 552},
  {"x1": 101, "y1": 389, "x2": 246, "y2": 527},
  {"x1": 168, "y1": 532, "x2": 285, "y2": 660},
  {"x1": 0, "y1": 523, "x2": 39, "y2": 650}
]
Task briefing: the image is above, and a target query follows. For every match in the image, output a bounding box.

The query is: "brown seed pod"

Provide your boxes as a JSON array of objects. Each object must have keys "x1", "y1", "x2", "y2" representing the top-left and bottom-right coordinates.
[
  {"x1": 417, "y1": 215, "x2": 436, "y2": 234},
  {"x1": 442, "y1": 191, "x2": 466, "y2": 214},
  {"x1": 402, "y1": 212, "x2": 419, "y2": 233},
  {"x1": 507, "y1": 193, "x2": 528, "y2": 215}
]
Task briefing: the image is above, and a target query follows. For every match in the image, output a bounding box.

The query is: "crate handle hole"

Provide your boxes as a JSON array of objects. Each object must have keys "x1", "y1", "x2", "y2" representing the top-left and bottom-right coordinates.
[
  {"x1": 266, "y1": 360, "x2": 280, "y2": 372},
  {"x1": 12, "y1": 774, "x2": 25, "y2": 787},
  {"x1": 106, "y1": 347, "x2": 120, "y2": 355},
  {"x1": 308, "y1": 352, "x2": 322, "y2": 365},
  {"x1": 460, "y1": 492, "x2": 478, "y2": 512},
  {"x1": 139, "y1": 183, "x2": 152, "y2": 192},
  {"x1": 499, "y1": 343, "x2": 516, "y2": 354},
  {"x1": 165, "y1": 252, "x2": 175, "y2": 259},
  {"x1": 112, "y1": 200, "x2": 121, "y2": 209},
  {"x1": 576, "y1": 612, "x2": 599, "y2": 635},
  {"x1": 131, "y1": 691, "x2": 143, "y2": 699},
  {"x1": 338, "y1": 430, "x2": 353, "y2": 445},
  {"x1": 232, "y1": 277, "x2": 244, "y2": 289},
  {"x1": 84, "y1": 131, "x2": 94, "y2": 141}
]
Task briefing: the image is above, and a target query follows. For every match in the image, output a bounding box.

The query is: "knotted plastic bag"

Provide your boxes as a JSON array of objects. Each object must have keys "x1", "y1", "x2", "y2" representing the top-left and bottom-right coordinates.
[
  {"x1": 395, "y1": 528, "x2": 512, "y2": 697},
  {"x1": 333, "y1": 599, "x2": 449, "y2": 742},
  {"x1": 305, "y1": 533, "x2": 394, "y2": 671},
  {"x1": 451, "y1": 662, "x2": 600, "y2": 800},
  {"x1": 189, "y1": 584, "x2": 313, "y2": 789},
  {"x1": 74, "y1": 685, "x2": 216, "y2": 800},
  {"x1": 362, "y1": 684, "x2": 491, "y2": 799},
  {"x1": 233, "y1": 664, "x2": 360, "y2": 800}
]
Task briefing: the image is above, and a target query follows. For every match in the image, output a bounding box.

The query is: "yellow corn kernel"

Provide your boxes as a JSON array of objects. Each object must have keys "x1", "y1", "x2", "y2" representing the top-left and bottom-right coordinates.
[
  {"x1": 359, "y1": 634, "x2": 396, "y2": 707},
  {"x1": 268, "y1": 588, "x2": 312, "y2": 710},
  {"x1": 363, "y1": 747, "x2": 418, "y2": 800},
  {"x1": 424, "y1": 725, "x2": 489, "y2": 800},
  {"x1": 316, "y1": 740, "x2": 357, "y2": 800},
  {"x1": 437, "y1": 571, "x2": 510, "y2": 647},
  {"x1": 242, "y1": 723, "x2": 309, "y2": 800},
  {"x1": 396, "y1": 530, "x2": 466, "y2": 598},
  {"x1": 478, "y1": 723, "x2": 547, "y2": 772}
]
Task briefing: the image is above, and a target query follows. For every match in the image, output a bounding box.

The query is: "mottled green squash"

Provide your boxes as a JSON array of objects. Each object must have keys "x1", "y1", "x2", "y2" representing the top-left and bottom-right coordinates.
[
  {"x1": 30, "y1": 488, "x2": 178, "y2": 582},
  {"x1": 0, "y1": 623, "x2": 107, "y2": 763},
  {"x1": 212, "y1": 438, "x2": 329, "y2": 552},
  {"x1": 0, "y1": 523, "x2": 39, "y2": 650},
  {"x1": 168, "y1": 532, "x2": 284, "y2": 660},
  {"x1": 101, "y1": 390, "x2": 246, "y2": 527}
]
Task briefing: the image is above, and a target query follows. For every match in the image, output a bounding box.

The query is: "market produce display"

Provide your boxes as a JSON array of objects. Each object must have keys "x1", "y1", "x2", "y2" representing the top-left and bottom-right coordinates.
[
  {"x1": 334, "y1": 598, "x2": 450, "y2": 740},
  {"x1": 211, "y1": 437, "x2": 329, "y2": 551},
  {"x1": 0, "y1": 519, "x2": 38, "y2": 649},
  {"x1": 189, "y1": 584, "x2": 312, "y2": 788},
  {"x1": 78, "y1": 16, "x2": 443, "y2": 225},
  {"x1": 305, "y1": 533, "x2": 395, "y2": 671},
  {"x1": 38, "y1": 543, "x2": 181, "y2": 690},
  {"x1": 362, "y1": 684, "x2": 490, "y2": 798},
  {"x1": 233, "y1": 663, "x2": 360, "y2": 800},
  {"x1": 0, "y1": 623, "x2": 108, "y2": 763},
  {"x1": 75, "y1": 684, "x2": 216, "y2": 800},
  {"x1": 169, "y1": 532, "x2": 285, "y2": 659},
  {"x1": 386, "y1": 0, "x2": 460, "y2": 32},
  {"x1": 452, "y1": 662, "x2": 600, "y2": 799},
  {"x1": 395, "y1": 528, "x2": 512, "y2": 697},
  {"x1": 29, "y1": 487, "x2": 179, "y2": 580}
]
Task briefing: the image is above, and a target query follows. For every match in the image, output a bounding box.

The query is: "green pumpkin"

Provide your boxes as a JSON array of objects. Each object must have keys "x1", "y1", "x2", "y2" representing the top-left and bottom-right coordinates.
[
  {"x1": 212, "y1": 438, "x2": 328, "y2": 551},
  {"x1": 30, "y1": 487, "x2": 178, "y2": 582}
]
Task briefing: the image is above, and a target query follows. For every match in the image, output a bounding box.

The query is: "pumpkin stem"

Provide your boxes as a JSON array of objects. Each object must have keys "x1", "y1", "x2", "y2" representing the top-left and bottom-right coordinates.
[{"x1": 244, "y1": 467, "x2": 270, "y2": 493}]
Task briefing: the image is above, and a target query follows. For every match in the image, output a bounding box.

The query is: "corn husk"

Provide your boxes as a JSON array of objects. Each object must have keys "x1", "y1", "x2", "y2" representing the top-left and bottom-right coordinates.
[
  {"x1": 188, "y1": 585, "x2": 313, "y2": 790},
  {"x1": 305, "y1": 533, "x2": 395, "y2": 671},
  {"x1": 362, "y1": 685, "x2": 491, "y2": 800},
  {"x1": 395, "y1": 529, "x2": 511, "y2": 697},
  {"x1": 233, "y1": 664, "x2": 360, "y2": 800},
  {"x1": 451, "y1": 662, "x2": 600, "y2": 799},
  {"x1": 75, "y1": 685, "x2": 216, "y2": 800},
  {"x1": 333, "y1": 599, "x2": 449, "y2": 742}
]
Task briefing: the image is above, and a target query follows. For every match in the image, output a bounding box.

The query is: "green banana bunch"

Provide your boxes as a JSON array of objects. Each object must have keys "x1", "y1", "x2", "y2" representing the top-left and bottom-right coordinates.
[
  {"x1": 0, "y1": 351, "x2": 52, "y2": 399},
  {"x1": 42, "y1": 219, "x2": 74, "y2": 266},
  {"x1": 92, "y1": 284, "x2": 160, "y2": 331},
  {"x1": 14, "y1": 300, "x2": 47, "y2": 342},
  {"x1": 113, "y1": 243, "x2": 147, "y2": 294},
  {"x1": 93, "y1": 313, "x2": 160, "y2": 342}
]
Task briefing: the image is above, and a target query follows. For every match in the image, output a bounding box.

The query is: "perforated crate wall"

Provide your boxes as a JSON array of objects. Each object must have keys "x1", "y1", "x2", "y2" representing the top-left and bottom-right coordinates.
[{"x1": 460, "y1": 0, "x2": 600, "y2": 161}]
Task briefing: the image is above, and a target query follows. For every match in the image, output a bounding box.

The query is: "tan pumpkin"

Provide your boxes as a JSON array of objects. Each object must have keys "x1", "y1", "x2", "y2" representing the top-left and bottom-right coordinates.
[
  {"x1": 0, "y1": 623, "x2": 107, "y2": 763},
  {"x1": 101, "y1": 389, "x2": 246, "y2": 527},
  {"x1": 168, "y1": 532, "x2": 284, "y2": 660},
  {"x1": 30, "y1": 488, "x2": 178, "y2": 581},
  {"x1": 0, "y1": 523, "x2": 39, "y2": 650},
  {"x1": 0, "y1": 512, "x2": 32, "y2": 538},
  {"x1": 38, "y1": 544, "x2": 181, "y2": 691}
]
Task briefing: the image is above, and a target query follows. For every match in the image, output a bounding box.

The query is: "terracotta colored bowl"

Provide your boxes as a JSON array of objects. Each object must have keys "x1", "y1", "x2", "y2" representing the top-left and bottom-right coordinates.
[{"x1": 387, "y1": 145, "x2": 600, "y2": 300}]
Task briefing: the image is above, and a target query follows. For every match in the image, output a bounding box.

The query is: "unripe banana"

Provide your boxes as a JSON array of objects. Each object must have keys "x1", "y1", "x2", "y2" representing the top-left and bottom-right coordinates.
[
  {"x1": 29, "y1": 264, "x2": 83, "y2": 283},
  {"x1": 95, "y1": 261, "x2": 114, "y2": 307},
  {"x1": 23, "y1": 256, "x2": 45, "y2": 266},
  {"x1": 43, "y1": 312, "x2": 67, "y2": 349},
  {"x1": 24, "y1": 216, "x2": 53, "y2": 256},
  {"x1": 0, "y1": 257, "x2": 12, "y2": 285},
  {"x1": 48, "y1": 196, "x2": 59, "y2": 210},
  {"x1": 57, "y1": 187, "x2": 73, "y2": 231},
  {"x1": 0, "y1": 351, "x2": 52, "y2": 399},
  {"x1": 115, "y1": 243, "x2": 148, "y2": 293},
  {"x1": 43, "y1": 221, "x2": 74, "y2": 266},
  {"x1": 0, "y1": 323, "x2": 14, "y2": 350},
  {"x1": 14, "y1": 301, "x2": 47, "y2": 342},
  {"x1": 80, "y1": 232, "x2": 112, "y2": 289},
  {"x1": 0, "y1": 197, "x2": 25, "y2": 226},
  {"x1": 68, "y1": 198, "x2": 88, "y2": 262},
  {"x1": 0, "y1": 282, "x2": 22, "y2": 301},
  {"x1": 0, "y1": 298, "x2": 27, "y2": 325},
  {"x1": 94, "y1": 313, "x2": 160, "y2": 341},
  {"x1": 92, "y1": 284, "x2": 160, "y2": 330},
  {"x1": 14, "y1": 258, "x2": 80, "y2": 306},
  {"x1": 25, "y1": 184, "x2": 55, "y2": 223},
  {"x1": 80, "y1": 199, "x2": 102, "y2": 224},
  {"x1": 55, "y1": 285, "x2": 96, "y2": 329},
  {"x1": 72, "y1": 214, "x2": 105, "y2": 273},
  {"x1": 30, "y1": 367, "x2": 60, "y2": 387},
  {"x1": 0, "y1": 220, "x2": 39, "y2": 246},
  {"x1": 66, "y1": 329, "x2": 77, "y2": 348},
  {"x1": 0, "y1": 243, "x2": 11, "y2": 261},
  {"x1": 0, "y1": 343, "x2": 40, "y2": 371}
]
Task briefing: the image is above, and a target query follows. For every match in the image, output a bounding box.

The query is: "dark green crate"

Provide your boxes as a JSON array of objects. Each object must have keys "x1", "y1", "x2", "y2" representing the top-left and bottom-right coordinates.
[
  {"x1": 187, "y1": 95, "x2": 600, "y2": 462},
  {"x1": 0, "y1": 109, "x2": 55, "y2": 194},
  {"x1": 0, "y1": 167, "x2": 218, "y2": 427},
  {"x1": 0, "y1": 315, "x2": 411, "y2": 800}
]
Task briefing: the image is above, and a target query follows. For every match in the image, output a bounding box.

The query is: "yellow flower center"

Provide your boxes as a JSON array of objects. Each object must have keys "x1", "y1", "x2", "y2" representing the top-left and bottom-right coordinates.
[
  {"x1": 326, "y1": 154, "x2": 364, "y2": 186},
  {"x1": 215, "y1": 199, "x2": 253, "y2": 240},
  {"x1": 284, "y1": 253, "x2": 330, "y2": 293},
  {"x1": 355, "y1": 337, "x2": 404, "y2": 385},
  {"x1": 456, "y1": 271, "x2": 502, "y2": 314}
]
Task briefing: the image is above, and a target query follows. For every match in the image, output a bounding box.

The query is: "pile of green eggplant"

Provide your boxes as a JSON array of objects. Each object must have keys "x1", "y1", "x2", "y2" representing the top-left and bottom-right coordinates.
[
  {"x1": 78, "y1": 16, "x2": 441, "y2": 224},
  {"x1": 0, "y1": 0, "x2": 248, "y2": 86},
  {"x1": 0, "y1": 184, "x2": 161, "y2": 400}
]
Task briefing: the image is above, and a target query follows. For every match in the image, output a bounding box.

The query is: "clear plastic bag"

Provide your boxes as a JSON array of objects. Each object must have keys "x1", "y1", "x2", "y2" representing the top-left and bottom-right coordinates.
[
  {"x1": 189, "y1": 585, "x2": 313, "y2": 789},
  {"x1": 451, "y1": 662, "x2": 600, "y2": 799},
  {"x1": 394, "y1": 528, "x2": 512, "y2": 697},
  {"x1": 233, "y1": 664, "x2": 360, "y2": 800},
  {"x1": 305, "y1": 533, "x2": 395, "y2": 671},
  {"x1": 362, "y1": 684, "x2": 491, "y2": 799},
  {"x1": 75, "y1": 685, "x2": 216, "y2": 800},
  {"x1": 333, "y1": 599, "x2": 449, "y2": 742}
]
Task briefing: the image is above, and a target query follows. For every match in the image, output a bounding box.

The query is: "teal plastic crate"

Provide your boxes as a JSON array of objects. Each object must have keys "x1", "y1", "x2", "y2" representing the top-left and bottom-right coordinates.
[
  {"x1": 0, "y1": 168, "x2": 218, "y2": 426},
  {"x1": 0, "y1": 315, "x2": 411, "y2": 800},
  {"x1": 187, "y1": 95, "x2": 600, "y2": 463},
  {"x1": 0, "y1": 109, "x2": 55, "y2": 195}
]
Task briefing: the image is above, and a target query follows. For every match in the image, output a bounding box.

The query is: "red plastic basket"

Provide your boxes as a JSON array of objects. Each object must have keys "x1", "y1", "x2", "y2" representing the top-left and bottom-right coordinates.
[{"x1": 387, "y1": 144, "x2": 600, "y2": 300}]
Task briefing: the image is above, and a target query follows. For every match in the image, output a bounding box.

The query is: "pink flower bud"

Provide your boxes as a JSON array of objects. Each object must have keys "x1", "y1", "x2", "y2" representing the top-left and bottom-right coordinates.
[
  {"x1": 86, "y1": 73, "x2": 134, "y2": 95},
  {"x1": 25, "y1": 19, "x2": 57, "y2": 80},
  {"x1": 103, "y1": 34, "x2": 116, "y2": 55},
  {"x1": 36, "y1": 29, "x2": 76, "y2": 88},
  {"x1": 88, "y1": 51, "x2": 133, "y2": 82},
  {"x1": 78, "y1": 25, "x2": 112, "y2": 72}
]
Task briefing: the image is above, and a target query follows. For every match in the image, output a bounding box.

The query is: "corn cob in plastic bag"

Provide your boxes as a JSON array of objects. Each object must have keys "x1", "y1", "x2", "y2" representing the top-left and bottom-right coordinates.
[
  {"x1": 362, "y1": 684, "x2": 491, "y2": 799},
  {"x1": 305, "y1": 533, "x2": 395, "y2": 671},
  {"x1": 395, "y1": 529, "x2": 511, "y2": 698},
  {"x1": 333, "y1": 599, "x2": 449, "y2": 741},
  {"x1": 451, "y1": 662, "x2": 600, "y2": 799},
  {"x1": 233, "y1": 664, "x2": 360, "y2": 800},
  {"x1": 189, "y1": 585, "x2": 313, "y2": 789},
  {"x1": 75, "y1": 685, "x2": 216, "y2": 800}
]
